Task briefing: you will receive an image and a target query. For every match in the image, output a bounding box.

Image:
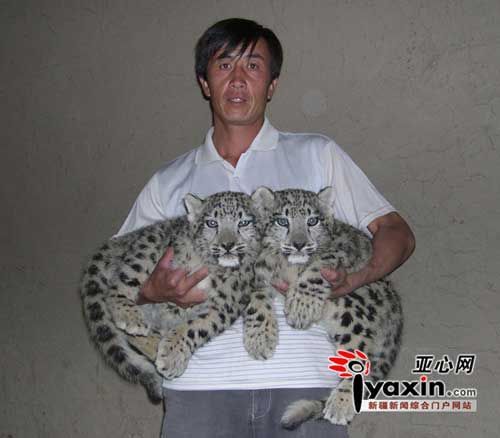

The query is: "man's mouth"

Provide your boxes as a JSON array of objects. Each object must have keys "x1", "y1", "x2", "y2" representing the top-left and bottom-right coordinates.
[{"x1": 227, "y1": 96, "x2": 247, "y2": 103}]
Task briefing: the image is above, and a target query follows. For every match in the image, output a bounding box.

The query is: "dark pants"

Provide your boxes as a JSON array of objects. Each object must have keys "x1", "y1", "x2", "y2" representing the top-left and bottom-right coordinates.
[{"x1": 161, "y1": 387, "x2": 349, "y2": 438}]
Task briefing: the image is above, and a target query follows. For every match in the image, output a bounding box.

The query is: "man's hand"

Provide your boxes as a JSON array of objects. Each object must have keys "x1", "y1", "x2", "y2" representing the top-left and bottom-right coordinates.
[
  {"x1": 320, "y1": 212, "x2": 415, "y2": 296},
  {"x1": 271, "y1": 268, "x2": 361, "y2": 298},
  {"x1": 271, "y1": 280, "x2": 289, "y2": 295},
  {"x1": 137, "y1": 247, "x2": 209, "y2": 308},
  {"x1": 320, "y1": 266, "x2": 357, "y2": 297}
]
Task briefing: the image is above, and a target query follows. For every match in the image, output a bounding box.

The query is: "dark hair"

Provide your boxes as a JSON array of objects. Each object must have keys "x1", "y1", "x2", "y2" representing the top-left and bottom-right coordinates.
[{"x1": 195, "y1": 18, "x2": 283, "y2": 81}]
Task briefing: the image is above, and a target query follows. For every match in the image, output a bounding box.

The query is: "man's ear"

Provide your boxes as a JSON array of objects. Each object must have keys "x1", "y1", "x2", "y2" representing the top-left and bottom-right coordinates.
[
  {"x1": 266, "y1": 78, "x2": 278, "y2": 101},
  {"x1": 198, "y1": 76, "x2": 211, "y2": 98}
]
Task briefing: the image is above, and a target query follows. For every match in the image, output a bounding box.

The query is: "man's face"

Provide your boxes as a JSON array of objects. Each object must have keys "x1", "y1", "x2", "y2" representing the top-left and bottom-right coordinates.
[{"x1": 198, "y1": 38, "x2": 278, "y2": 129}]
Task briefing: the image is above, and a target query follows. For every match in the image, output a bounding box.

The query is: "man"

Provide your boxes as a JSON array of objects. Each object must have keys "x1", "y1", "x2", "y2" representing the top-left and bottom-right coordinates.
[{"x1": 117, "y1": 18, "x2": 415, "y2": 438}]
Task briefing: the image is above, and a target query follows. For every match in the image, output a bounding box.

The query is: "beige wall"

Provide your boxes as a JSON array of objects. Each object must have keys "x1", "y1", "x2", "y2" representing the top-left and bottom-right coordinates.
[{"x1": 1, "y1": 1, "x2": 499, "y2": 437}]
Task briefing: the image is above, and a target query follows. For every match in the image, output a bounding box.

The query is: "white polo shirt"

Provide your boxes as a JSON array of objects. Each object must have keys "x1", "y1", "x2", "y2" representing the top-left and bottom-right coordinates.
[{"x1": 117, "y1": 118, "x2": 395, "y2": 390}]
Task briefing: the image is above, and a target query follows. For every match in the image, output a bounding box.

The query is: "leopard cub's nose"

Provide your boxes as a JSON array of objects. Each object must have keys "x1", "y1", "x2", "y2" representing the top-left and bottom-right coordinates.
[
  {"x1": 221, "y1": 242, "x2": 235, "y2": 252},
  {"x1": 293, "y1": 241, "x2": 306, "y2": 251}
]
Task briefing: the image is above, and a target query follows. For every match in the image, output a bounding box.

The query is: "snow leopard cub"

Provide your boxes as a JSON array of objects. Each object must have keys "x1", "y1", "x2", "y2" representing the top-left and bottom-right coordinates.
[
  {"x1": 248, "y1": 187, "x2": 403, "y2": 428},
  {"x1": 81, "y1": 191, "x2": 261, "y2": 402}
]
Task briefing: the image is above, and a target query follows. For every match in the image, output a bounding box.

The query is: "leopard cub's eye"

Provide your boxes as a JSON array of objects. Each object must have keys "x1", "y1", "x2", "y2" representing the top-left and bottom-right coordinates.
[
  {"x1": 275, "y1": 217, "x2": 289, "y2": 227},
  {"x1": 206, "y1": 219, "x2": 218, "y2": 228},
  {"x1": 307, "y1": 217, "x2": 319, "y2": 227},
  {"x1": 238, "y1": 219, "x2": 252, "y2": 227}
]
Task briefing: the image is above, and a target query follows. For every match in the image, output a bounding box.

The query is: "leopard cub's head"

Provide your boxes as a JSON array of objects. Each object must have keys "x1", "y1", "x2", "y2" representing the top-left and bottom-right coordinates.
[
  {"x1": 183, "y1": 191, "x2": 260, "y2": 267},
  {"x1": 252, "y1": 187, "x2": 335, "y2": 265}
]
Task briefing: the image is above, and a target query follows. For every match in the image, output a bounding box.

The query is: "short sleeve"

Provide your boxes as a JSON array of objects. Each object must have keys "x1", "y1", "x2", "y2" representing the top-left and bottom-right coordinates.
[
  {"x1": 324, "y1": 141, "x2": 396, "y2": 236},
  {"x1": 115, "y1": 173, "x2": 167, "y2": 236}
]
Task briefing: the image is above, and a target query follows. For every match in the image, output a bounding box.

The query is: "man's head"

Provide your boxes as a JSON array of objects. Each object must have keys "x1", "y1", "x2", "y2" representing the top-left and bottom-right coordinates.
[
  {"x1": 195, "y1": 18, "x2": 283, "y2": 82},
  {"x1": 195, "y1": 18, "x2": 283, "y2": 129}
]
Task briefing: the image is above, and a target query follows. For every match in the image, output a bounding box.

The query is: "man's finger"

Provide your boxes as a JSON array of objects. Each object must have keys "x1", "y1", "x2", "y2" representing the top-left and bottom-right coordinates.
[
  {"x1": 157, "y1": 247, "x2": 175, "y2": 269},
  {"x1": 321, "y1": 268, "x2": 342, "y2": 284},
  {"x1": 176, "y1": 287, "x2": 207, "y2": 307},
  {"x1": 330, "y1": 285, "x2": 351, "y2": 297},
  {"x1": 166, "y1": 268, "x2": 188, "y2": 290},
  {"x1": 179, "y1": 266, "x2": 209, "y2": 292},
  {"x1": 272, "y1": 280, "x2": 289, "y2": 294}
]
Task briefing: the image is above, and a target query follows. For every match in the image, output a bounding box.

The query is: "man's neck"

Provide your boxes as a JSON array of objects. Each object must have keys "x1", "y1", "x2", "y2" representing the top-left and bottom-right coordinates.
[{"x1": 212, "y1": 118, "x2": 264, "y2": 168}]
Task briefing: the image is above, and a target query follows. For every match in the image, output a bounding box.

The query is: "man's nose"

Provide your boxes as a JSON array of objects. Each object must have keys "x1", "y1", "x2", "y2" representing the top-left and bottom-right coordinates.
[{"x1": 230, "y1": 63, "x2": 246, "y2": 88}]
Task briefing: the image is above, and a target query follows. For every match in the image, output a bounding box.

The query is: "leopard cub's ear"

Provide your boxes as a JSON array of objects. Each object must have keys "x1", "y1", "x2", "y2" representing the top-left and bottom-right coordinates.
[
  {"x1": 317, "y1": 186, "x2": 335, "y2": 215},
  {"x1": 183, "y1": 193, "x2": 204, "y2": 223},
  {"x1": 251, "y1": 186, "x2": 276, "y2": 217}
]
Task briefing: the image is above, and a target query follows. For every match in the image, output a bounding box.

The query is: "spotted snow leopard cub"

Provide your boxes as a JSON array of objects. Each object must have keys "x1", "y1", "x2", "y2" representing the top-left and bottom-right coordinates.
[
  {"x1": 81, "y1": 191, "x2": 261, "y2": 402},
  {"x1": 248, "y1": 187, "x2": 403, "y2": 428}
]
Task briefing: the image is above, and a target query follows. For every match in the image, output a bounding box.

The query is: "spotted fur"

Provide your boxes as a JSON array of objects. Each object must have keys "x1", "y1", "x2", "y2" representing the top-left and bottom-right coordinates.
[
  {"x1": 249, "y1": 187, "x2": 403, "y2": 427},
  {"x1": 81, "y1": 191, "x2": 261, "y2": 402}
]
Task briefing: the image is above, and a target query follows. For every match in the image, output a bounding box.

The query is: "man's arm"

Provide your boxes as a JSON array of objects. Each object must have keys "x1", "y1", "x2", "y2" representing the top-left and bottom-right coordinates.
[{"x1": 320, "y1": 211, "x2": 416, "y2": 296}]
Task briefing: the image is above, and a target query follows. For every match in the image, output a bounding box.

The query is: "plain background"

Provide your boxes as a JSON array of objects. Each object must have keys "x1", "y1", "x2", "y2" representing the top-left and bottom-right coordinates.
[{"x1": 1, "y1": 1, "x2": 499, "y2": 437}]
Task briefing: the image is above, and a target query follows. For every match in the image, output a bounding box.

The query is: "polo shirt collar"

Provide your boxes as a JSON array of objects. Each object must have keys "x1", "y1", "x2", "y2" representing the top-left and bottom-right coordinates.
[{"x1": 196, "y1": 117, "x2": 279, "y2": 164}]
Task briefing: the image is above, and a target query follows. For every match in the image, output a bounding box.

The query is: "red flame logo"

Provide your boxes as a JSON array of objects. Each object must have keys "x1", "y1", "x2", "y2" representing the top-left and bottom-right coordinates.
[{"x1": 328, "y1": 349, "x2": 370, "y2": 378}]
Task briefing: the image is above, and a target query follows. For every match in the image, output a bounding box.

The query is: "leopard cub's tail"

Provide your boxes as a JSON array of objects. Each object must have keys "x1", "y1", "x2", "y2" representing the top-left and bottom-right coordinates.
[
  {"x1": 80, "y1": 242, "x2": 163, "y2": 404},
  {"x1": 280, "y1": 399, "x2": 325, "y2": 430}
]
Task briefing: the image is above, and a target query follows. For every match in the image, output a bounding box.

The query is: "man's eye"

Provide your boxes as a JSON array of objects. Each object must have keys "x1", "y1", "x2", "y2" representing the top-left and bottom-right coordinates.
[
  {"x1": 275, "y1": 217, "x2": 289, "y2": 227},
  {"x1": 248, "y1": 62, "x2": 259, "y2": 70},
  {"x1": 307, "y1": 217, "x2": 319, "y2": 227},
  {"x1": 206, "y1": 219, "x2": 218, "y2": 228},
  {"x1": 220, "y1": 63, "x2": 231, "y2": 70}
]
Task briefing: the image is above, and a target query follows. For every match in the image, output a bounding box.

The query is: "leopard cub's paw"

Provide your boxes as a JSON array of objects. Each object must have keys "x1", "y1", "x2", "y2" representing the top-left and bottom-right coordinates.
[
  {"x1": 244, "y1": 317, "x2": 278, "y2": 360},
  {"x1": 155, "y1": 330, "x2": 191, "y2": 380},
  {"x1": 113, "y1": 308, "x2": 151, "y2": 336},
  {"x1": 323, "y1": 386, "x2": 356, "y2": 426}
]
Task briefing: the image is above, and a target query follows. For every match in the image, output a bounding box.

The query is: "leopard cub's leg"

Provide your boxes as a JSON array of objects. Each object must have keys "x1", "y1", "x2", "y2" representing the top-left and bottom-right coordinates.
[
  {"x1": 243, "y1": 287, "x2": 278, "y2": 360},
  {"x1": 155, "y1": 295, "x2": 240, "y2": 379},
  {"x1": 155, "y1": 326, "x2": 193, "y2": 379},
  {"x1": 108, "y1": 282, "x2": 152, "y2": 336},
  {"x1": 320, "y1": 290, "x2": 383, "y2": 425},
  {"x1": 107, "y1": 244, "x2": 158, "y2": 336},
  {"x1": 284, "y1": 260, "x2": 332, "y2": 329},
  {"x1": 323, "y1": 378, "x2": 355, "y2": 425},
  {"x1": 242, "y1": 252, "x2": 280, "y2": 359}
]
